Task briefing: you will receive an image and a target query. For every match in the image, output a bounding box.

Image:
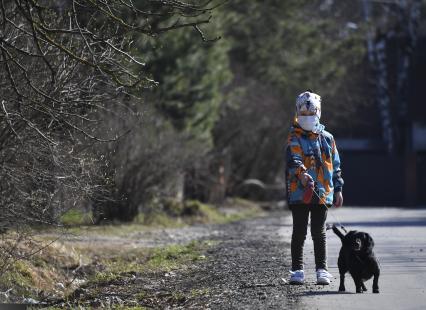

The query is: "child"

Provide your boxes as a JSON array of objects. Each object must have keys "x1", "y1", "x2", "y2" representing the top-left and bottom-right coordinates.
[{"x1": 285, "y1": 90, "x2": 344, "y2": 285}]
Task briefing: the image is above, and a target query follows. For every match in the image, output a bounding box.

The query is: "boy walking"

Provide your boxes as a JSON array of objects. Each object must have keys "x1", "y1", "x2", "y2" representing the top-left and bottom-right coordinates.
[{"x1": 285, "y1": 90, "x2": 344, "y2": 285}]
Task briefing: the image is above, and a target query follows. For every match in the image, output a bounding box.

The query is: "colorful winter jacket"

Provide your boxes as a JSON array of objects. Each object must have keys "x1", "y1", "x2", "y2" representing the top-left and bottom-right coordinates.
[{"x1": 285, "y1": 122, "x2": 344, "y2": 205}]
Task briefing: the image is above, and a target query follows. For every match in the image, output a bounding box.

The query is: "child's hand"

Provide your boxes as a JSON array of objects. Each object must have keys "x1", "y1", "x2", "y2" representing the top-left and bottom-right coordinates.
[
  {"x1": 334, "y1": 192, "x2": 343, "y2": 208},
  {"x1": 299, "y1": 172, "x2": 313, "y2": 187}
]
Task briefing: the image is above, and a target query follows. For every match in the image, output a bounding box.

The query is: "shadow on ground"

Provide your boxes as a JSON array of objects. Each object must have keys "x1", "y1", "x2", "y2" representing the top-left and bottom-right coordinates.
[{"x1": 341, "y1": 217, "x2": 426, "y2": 227}]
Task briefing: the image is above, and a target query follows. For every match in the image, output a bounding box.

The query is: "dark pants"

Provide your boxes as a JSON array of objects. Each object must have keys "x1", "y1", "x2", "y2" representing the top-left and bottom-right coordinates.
[{"x1": 290, "y1": 204, "x2": 328, "y2": 271}]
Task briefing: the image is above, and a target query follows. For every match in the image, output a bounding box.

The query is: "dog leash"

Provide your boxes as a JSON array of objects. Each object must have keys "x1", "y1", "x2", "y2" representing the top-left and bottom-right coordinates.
[{"x1": 310, "y1": 186, "x2": 348, "y2": 233}]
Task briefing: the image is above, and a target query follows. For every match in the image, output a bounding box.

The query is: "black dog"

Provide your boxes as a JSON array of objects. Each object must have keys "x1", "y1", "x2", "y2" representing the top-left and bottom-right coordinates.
[{"x1": 332, "y1": 225, "x2": 380, "y2": 293}]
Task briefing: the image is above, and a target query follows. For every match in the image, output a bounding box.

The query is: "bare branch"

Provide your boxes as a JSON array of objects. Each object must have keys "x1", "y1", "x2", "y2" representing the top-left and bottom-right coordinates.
[
  {"x1": 0, "y1": 100, "x2": 21, "y2": 140},
  {"x1": 194, "y1": 24, "x2": 221, "y2": 42}
]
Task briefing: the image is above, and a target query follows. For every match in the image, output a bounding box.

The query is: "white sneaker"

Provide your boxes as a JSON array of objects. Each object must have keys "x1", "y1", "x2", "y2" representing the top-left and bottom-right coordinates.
[
  {"x1": 316, "y1": 269, "x2": 332, "y2": 285},
  {"x1": 289, "y1": 270, "x2": 305, "y2": 284}
]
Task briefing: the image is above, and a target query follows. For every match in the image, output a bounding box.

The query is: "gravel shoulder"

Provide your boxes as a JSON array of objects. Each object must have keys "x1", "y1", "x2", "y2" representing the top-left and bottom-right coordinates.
[{"x1": 167, "y1": 211, "x2": 297, "y2": 309}]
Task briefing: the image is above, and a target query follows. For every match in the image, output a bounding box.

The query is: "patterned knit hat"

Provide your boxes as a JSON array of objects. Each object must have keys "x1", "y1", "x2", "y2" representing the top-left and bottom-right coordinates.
[{"x1": 295, "y1": 90, "x2": 321, "y2": 118}]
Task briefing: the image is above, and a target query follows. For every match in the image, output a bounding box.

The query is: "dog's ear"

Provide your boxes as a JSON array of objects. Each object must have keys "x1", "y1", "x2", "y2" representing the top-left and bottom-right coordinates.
[
  {"x1": 363, "y1": 233, "x2": 374, "y2": 251},
  {"x1": 346, "y1": 231, "x2": 356, "y2": 238}
]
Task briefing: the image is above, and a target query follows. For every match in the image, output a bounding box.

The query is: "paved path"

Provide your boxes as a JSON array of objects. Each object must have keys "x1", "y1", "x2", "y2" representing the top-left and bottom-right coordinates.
[{"x1": 278, "y1": 207, "x2": 426, "y2": 310}]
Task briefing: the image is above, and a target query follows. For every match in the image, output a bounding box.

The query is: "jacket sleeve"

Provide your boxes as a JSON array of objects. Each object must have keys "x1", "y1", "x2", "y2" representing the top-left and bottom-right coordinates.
[
  {"x1": 286, "y1": 132, "x2": 307, "y2": 180},
  {"x1": 331, "y1": 138, "x2": 344, "y2": 192}
]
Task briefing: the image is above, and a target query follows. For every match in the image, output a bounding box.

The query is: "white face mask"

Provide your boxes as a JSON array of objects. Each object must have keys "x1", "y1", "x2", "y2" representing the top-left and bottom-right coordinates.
[{"x1": 297, "y1": 115, "x2": 319, "y2": 131}]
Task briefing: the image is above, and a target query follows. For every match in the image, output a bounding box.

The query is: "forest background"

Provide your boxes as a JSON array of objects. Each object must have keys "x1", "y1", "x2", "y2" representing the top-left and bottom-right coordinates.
[{"x1": 0, "y1": 0, "x2": 424, "y2": 283}]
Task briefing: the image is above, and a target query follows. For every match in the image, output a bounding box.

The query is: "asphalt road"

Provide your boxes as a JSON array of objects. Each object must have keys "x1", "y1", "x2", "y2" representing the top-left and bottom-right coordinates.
[{"x1": 278, "y1": 206, "x2": 426, "y2": 310}]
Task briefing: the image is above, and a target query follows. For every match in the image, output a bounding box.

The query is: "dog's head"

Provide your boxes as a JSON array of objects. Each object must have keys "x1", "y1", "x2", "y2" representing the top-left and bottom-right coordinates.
[{"x1": 343, "y1": 230, "x2": 374, "y2": 253}]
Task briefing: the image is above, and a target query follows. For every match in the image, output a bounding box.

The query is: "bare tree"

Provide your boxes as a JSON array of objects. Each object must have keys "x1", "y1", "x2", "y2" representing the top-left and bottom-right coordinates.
[
  {"x1": 0, "y1": 0, "x2": 222, "y2": 272},
  {"x1": 362, "y1": 0, "x2": 422, "y2": 153}
]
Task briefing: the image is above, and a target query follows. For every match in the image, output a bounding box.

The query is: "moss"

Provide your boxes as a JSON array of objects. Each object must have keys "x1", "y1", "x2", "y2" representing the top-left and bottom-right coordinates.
[
  {"x1": 135, "y1": 291, "x2": 148, "y2": 301},
  {"x1": 31, "y1": 255, "x2": 48, "y2": 268},
  {"x1": 60, "y1": 208, "x2": 93, "y2": 226},
  {"x1": 136, "y1": 199, "x2": 202, "y2": 225},
  {"x1": 170, "y1": 291, "x2": 186, "y2": 303},
  {"x1": 146, "y1": 241, "x2": 204, "y2": 271},
  {"x1": 196, "y1": 203, "x2": 225, "y2": 223},
  {"x1": 0, "y1": 237, "x2": 82, "y2": 303},
  {"x1": 162, "y1": 198, "x2": 185, "y2": 217},
  {"x1": 138, "y1": 212, "x2": 185, "y2": 228},
  {"x1": 190, "y1": 288, "x2": 209, "y2": 297},
  {"x1": 63, "y1": 199, "x2": 262, "y2": 238},
  {"x1": 228, "y1": 197, "x2": 261, "y2": 209},
  {"x1": 113, "y1": 307, "x2": 148, "y2": 310},
  {"x1": 87, "y1": 271, "x2": 121, "y2": 286},
  {"x1": 193, "y1": 201, "x2": 261, "y2": 224},
  {"x1": 182, "y1": 200, "x2": 202, "y2": 216},
  {"x1": 85, "y1": 240, "x2": 214, "y2": 290},
  {"x1": 0, "y1": 260, "x2": 36, "y2": 297}
]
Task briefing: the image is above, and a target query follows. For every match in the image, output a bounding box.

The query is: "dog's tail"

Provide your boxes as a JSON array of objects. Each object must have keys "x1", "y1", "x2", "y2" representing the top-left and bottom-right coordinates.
[{"x1": 332, "y1": 224, "x2": 345, "y2": 241}]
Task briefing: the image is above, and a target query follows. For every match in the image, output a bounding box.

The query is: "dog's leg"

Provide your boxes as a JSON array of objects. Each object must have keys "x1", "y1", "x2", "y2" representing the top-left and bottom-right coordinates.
[
  {"x1": 339, "y1": 273, "x2": 346, "y2": 292},
  {"x1": 361, "y1": 282, "x2": 367, "y2": 292},
  {"x1": 353, "y1": 276, "x2": 363, "y2": 293},
  {"x1": 337, "y1": 251, "x2": 346, "y2": 292},
  {"x1": 372, "y1": 270, "x2": 380, "y2": 293}
]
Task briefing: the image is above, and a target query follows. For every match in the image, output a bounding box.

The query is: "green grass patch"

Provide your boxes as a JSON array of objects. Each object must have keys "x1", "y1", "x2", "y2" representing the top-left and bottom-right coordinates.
[
  {"x1": 0, "y1": 237, "x2": 81, "y2": 303},
  {"x1": 66, "y1": 222, "x2": 146, "y2": 237},
  {"x1": 63, "y1": 199, "x2": 262, "y2": 238},
  {"x1": 86, "y1": 240, "x2": 214, "y2": 288},
  {"x1": 135, "y1": 211, "x2": 185, "y2": 228},
  {"x1": 60, "y1": 208, "x2": 94, "y2": 226},
  {"x1": 64, "y1": 213, "x2": 184, "y2": 237},
  {"x1": 31, "y1": 306, "x2": 148, "y2": 310},
  {"x1": 90, "y1": 271, "x2": 121, "y2": 285},
  {"x1": 140, "y1": 198, "x2": 263, "y2": 227},
  {"x1": 0, "y1": 260, "x2": 35, "y2": 297},
  {"x1": 190, "y1": 288, "x2": 210, "y2": 297},
  {"x1": 146, "y1": 240, "x2": 209, "y2": 271},
  {"x1": 113, "y1": 307, "x2": 148, "y2": 310},
  {"x1": 196, "y1": 199, "x2": 262, "y2": 224}
]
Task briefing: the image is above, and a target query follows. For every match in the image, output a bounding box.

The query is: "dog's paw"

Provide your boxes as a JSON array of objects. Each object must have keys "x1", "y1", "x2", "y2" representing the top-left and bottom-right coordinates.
[
  {"x1": 338, "y1": 287, "x2": 345, "y2": 292},
  {"x1": 356, "y1": 289, "x2": 363, "y2": 293},
  {"x1": 373, "y1": 289, "x2": 379, "y2": 294}
]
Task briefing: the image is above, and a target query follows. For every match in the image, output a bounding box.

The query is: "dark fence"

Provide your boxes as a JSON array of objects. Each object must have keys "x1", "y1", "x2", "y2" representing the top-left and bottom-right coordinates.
[
  {"x1": 339, "y1": 151, "x2": 404, "y2": 206},
  {"x1": 338, "y1": 138, "x2": 426, "y2": 206},
  {"x1": 418, "y1": 152, "x2": 426, "y2": 204}
]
